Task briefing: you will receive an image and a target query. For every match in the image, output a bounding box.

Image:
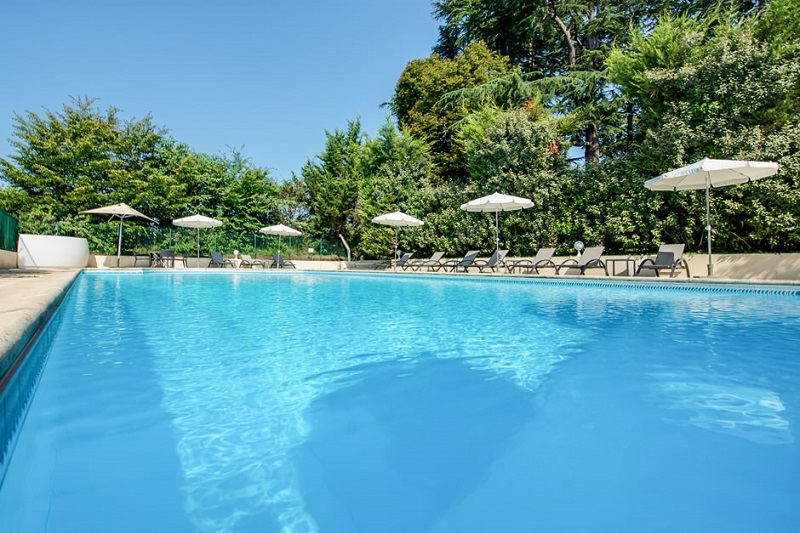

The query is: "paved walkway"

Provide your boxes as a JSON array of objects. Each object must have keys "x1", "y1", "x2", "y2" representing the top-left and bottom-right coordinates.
[{"x1": 0, "y1": 269, "x2": 80, "y2": 380}]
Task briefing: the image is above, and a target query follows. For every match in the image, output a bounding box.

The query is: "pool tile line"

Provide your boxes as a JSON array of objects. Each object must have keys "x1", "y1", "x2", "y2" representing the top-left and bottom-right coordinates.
[
  {"x1": 0, "y1": 273, "x2": 77, "y2": 483},
  {"x1": 304, "y1": 271, "x2": 800, "y2": 297},
  {"x1": 0, "y1": 313, "x2": 57, "y2": 483},
  {"x1": 81, "y1": 269, "x2": 800, "y2": 296}
]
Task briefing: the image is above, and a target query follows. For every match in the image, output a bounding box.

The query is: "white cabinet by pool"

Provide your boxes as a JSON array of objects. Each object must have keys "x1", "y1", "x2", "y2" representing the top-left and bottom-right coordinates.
[{"x1": 17, "y1": 234, "x2": 90, "y2": 268}]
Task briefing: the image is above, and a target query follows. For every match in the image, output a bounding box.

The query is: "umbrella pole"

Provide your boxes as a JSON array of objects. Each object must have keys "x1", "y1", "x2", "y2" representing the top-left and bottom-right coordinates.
[
  {"x1": 394, "y1": 228, "x2": 399, "y2": 272},
  {"x1": 117, "y1": 218, "x2": 123, "y2": 268},
  {"x1": 196, "y1": 227, "x2": 200, "y2": 264},
  {"x1": 278, "y1": 235, "x2": 282, "y2": 268},
  {"x1": 495, "y1": 211, "x2": 500, "y2": 256},
  {"x1": 705, "y1": 183, "x2": 713, "y2": 277}
]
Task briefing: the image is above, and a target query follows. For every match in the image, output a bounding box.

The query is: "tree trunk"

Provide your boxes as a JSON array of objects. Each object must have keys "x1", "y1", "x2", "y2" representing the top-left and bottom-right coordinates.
[
  {"x1": 547, "y1": 1, "x2": 576, "y2": 68},
  {"x1": 585, "y1": 123, "x2": 600, "y2": 164},
  {"x1": 626, "y1": 101, "x2": 634, "y2": 150}
]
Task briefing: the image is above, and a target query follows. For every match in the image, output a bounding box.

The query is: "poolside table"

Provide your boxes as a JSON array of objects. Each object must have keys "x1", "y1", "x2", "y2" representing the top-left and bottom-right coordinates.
[{"x1": 605, "y1": 257, "x2": 638, "y2": 276}]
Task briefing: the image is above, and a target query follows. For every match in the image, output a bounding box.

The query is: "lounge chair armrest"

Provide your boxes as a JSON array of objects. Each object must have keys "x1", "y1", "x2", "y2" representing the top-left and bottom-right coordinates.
[
  {"x1": 582, "y1": 259, "x2": 609, "y2": 276},
  {"x1": 555, "y1": 258, "x2": 578, "y2": 274},
  {"x1": 635, "y1": 258, "x2": 657, "y2": 276},
  {"x1": 445, "y1": 261, "x2": 462, "y2": 272},
  {"x1": 533, "y1": 259, "x2": 556, "y2": 274},
  {"x1": 434, "y1": 259, "x2": 456, "y2": 272},
  {"x1": 476, "y1": 259, "x2": 505, "y2": 272},
  {"x1": 424, "y1": 261, "x2": 445, "y2": 271},
  {"x1": 507, "y1": 259, "x2": 529, "y2": 273}
]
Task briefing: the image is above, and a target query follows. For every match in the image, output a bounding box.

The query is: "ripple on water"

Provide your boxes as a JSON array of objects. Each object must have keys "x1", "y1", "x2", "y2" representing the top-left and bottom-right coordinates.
[
  {"x1": 3, "y1": 272, "x2": 799, "y2": 532},
  {"x1": 141, "y1": 274, "x2": 587, "y2": 531}
]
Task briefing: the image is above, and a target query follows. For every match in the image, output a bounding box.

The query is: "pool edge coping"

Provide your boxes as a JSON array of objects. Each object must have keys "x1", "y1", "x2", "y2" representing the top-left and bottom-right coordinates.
[{"x1": 0, "y1": 269, "x2": 82, "y2": 395}]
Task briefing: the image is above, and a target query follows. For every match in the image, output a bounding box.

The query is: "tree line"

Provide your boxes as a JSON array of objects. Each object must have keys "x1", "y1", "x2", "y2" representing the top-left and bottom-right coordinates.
[{"x1": 1, "y1": 0, "x2": 798, "y2": 258}]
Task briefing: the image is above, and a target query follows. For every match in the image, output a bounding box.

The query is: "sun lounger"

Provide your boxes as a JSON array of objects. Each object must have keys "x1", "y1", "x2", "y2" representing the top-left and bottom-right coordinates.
[
  {"x1": 240, "y1": 254, "x2": 266, "y2": 268},
  {"x1": 471, "y1": 249, "x2": 509, "y2": 273},
  {"x1": 635, "y1": 244, "x2": 690, "y2": 278},
  {"x1": 210, "y1": 251, "x2": 234, "y2": 268},
  {"x1": 435, "y1": 250, "x2": 480, "y2": 273},
  {"x1": 555, "y1": 245, "x2": 608, "y2": 276},
  {"x1": 155, "y1": 249, "x2": 186, "y2": 268},
  {"x1": 507, "y1": 247, "x2": 556, "y2": 274},
  {"x1": 395, "y1": 252, "x2": 414, "y2": 270},
  {"x1": 271, "y1": 254, "x2": 296, "y2": 269},
  {"x1": 411, "y1": 251, "x2": 446, "y2": 271}
]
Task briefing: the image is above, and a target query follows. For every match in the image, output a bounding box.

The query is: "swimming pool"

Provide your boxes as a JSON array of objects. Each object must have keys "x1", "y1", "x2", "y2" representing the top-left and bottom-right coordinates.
[{"x1": 1, "y1": 271, "x2": 799, "y2": 532}]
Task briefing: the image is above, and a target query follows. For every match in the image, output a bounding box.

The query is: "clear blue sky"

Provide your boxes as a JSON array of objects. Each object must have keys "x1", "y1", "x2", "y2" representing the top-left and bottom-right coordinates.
[{"x1": 1, "y1": 0, "x2": 440, "y2": 180}]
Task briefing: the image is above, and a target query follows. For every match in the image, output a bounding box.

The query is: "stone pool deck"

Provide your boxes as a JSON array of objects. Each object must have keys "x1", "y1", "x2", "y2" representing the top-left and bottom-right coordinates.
[{"x1": 0, "y1": 269, "x2": 80, "y2": 384}]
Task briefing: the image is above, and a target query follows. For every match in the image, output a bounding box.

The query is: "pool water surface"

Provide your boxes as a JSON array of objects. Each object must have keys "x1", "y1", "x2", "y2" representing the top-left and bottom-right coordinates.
[{"x1": 1, "y1": 271, "x2": 799, "y2": 532}]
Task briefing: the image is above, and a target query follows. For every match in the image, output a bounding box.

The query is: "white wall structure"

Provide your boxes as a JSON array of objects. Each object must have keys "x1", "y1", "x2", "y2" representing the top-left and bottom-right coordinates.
[{"x1": 17, "y1": 234, "x2": 89, "y2": 268}]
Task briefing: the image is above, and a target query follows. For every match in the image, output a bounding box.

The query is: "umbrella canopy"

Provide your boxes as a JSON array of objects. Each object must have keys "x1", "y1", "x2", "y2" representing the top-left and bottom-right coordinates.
[
  {"x1": 260, "y1": 224, "x2": 302, "y2": 266},
  {"x1": 372, "y1": 211, "x2": 424, "y2": 265},
  {"x1": 80, "y1": 202, "x2": 154, "y2": 264},
  {"x1": 173, "y1": 214, "x2": 223, "y2": 262},
  {"x1": 259, "y1": 224, "x2": 303, "y2": 237},
  {"x1": 173, "y1": 214, "x2": 224, "y2": 229},
  {"x1": 461, "y1": 192, "x2": 533, "y2": 255},
  {"x1": 460, "y1": 192, "x2": 534, "y2": 213},
  {"x1": 371, "y1": 211, "x2": 424, "y2": 228},
  {"x1": 645, "y1": 158, "x2": 779, "y2": 276}
]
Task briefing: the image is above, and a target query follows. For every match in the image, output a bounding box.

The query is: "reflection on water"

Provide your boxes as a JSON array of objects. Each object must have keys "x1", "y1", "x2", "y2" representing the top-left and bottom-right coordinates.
[
  {"x1": 151, "y1": 275, "x2": 586, "y2": 532},
  {"x1": 295, "y1": 358, "x2": 538, "y2": 532},
  {"x1": 649, "y1": 371, "x2": 793, "y2": 445},
  {"x1": 6, "y1": 273, "x2": 799, "y2": 532},
  {"x1": 157, "y1": 364, "x2": 316, "y2": 532}
]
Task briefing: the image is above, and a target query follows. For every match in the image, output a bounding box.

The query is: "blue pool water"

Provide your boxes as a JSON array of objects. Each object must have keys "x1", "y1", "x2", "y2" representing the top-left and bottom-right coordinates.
[{"x1": 1, "y1": 271, "x2": 800, "y2": 532}]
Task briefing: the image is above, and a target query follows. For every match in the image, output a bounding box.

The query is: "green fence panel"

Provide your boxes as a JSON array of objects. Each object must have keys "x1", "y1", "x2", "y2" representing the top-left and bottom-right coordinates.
[
  {"x1": 0, "y1": 210, "x2": 19, "y2": 252},
  {"x1": 10, "y1": 220, "x2": 348, "y2": 261},
  {"x1": 69, "y1": 223, "x2": 347, "y2": 261}
]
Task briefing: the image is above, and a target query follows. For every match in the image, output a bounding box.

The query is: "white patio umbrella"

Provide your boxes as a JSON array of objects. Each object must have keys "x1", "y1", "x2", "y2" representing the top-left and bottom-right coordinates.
[
  {"x1": 645, "y1": 158, "x2": 779, "y2": 276},
  {"x1": 372, "y1": 211, "x2": 425, "y2": 267},
  {"x1": 260, "y1": 224, "x2": 302, "y2": 267},
  {"x1": 80, "y1": 202, "x2": 153, "y2": 266},
  {"x1": 461, "y1": 192, "x2": 534, "y2": 255},
  {"x1": 172, "y1": 214, "x2": 223, "y2": 262}
]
